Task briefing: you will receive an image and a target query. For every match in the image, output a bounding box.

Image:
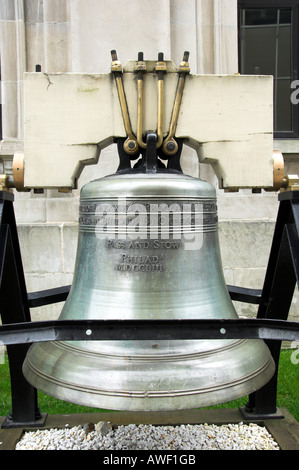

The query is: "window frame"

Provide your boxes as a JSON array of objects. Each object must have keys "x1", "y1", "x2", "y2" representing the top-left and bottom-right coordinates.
[{"x1": 238, "y1": 0, "x2": 299, "y2": 139}]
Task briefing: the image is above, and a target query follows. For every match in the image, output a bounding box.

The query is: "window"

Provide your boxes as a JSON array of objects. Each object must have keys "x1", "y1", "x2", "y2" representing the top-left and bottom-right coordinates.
[{"x1": 238, "y1": 0, "x2": 299, "y2": 138}]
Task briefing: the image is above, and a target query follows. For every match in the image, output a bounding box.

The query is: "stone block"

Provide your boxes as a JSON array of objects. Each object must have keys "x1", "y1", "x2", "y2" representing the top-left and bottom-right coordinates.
[
  {"x1": 169, "y1": 0, "x2": 198, "y2": 72},
  {"x1": 233, "y1": 299, "x2": 258, "y2": 319},
  {"x1": 218, "y1": 220, "x2": 275, "y2": 269},
  {"x1": 25, "y1": 22, "x2": 45, "y2": 71},
  {"x1": 46, "y1": 198, "x2": 77, "y2": 222},
  {"x1": 223, "y1": 268, "x2": 234, "y2": 285},
  {"x1": 43, "y1": 0, "x2": 68, "y2": 23},
  {"x1": 231, "y1": 267, "x2": 266, "y2": 290},
  {"x1": 0, "y1": 21, "x2": 17, "y2": 81},
  {"x1": 24, "y1": 0, "x2": 44, "y2": 23},
  {"x1": 17, "y1": 224, "x2": 62, "y2": 273},
  {"x1": 1, "y1": 80, "x2": 18, "y2": 139},
  {"x1": 14, "y1": 195, "x2": 46, "y2": 223},
  {"x1": 70, "y1": 0, "x2": 171, "y2": 73},
  {"x1": 61, "y1": 224, "x2": 79, "y2": 272},
  {"x1": 30, "y1": 300, "x2": 65, "y2": 322},
  {"x1": 44, "y1": 22, "x2": 70, "y2": 72},
  {"x1": 25, "y1": 271, "x2": 72, "y2": 292},
  {"x1": 0, "y1": 0, "x2": 15, "y2": 20},
  {"x1": 180, "y1": 147, "x2": 199, "y2": 178},
  {"x1": 25, "y1": 19, "x2": 71, "y2": 73},
  {"x1": 217, "y1": 192, "x2": 279, "y2": 221}
]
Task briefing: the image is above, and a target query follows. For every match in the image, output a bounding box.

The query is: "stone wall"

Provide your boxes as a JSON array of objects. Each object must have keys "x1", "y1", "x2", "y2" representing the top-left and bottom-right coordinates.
[{"x1": 0, "y1": 0, "x2": 298, "y2": 326}]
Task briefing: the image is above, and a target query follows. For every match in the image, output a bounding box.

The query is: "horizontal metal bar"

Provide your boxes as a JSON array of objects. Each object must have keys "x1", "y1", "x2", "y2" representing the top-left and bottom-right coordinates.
[
  {"x1": 227, "y1": 285, "x2": 262, "y2": 304},
  {"x1": 27, "y1": 286, "x2": 70, "y2": 308},
  {"x1": 0, "y1": 318, "x2": 298, "y2": 346}
]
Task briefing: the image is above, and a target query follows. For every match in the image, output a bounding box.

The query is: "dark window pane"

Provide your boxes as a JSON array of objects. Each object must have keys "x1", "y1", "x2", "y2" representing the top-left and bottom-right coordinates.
[
  {"x1": 279, "y1": 8, "x2": 292, "y2": 24},
  {"x1": 276, "y1": 79, "x2": 292, "y2": 131},
  {"x1": 244, "y1": 8, "x2": 278, "y2": 25},
  {"x1": 278, "y1": 25, "x2": 291, "y2": 77},
  {"x1": 241, "y1": 26, "x2": 276, "y2": 75},
  {"x1": 240, "y1": 5, "x2": 295, "y2": 134}
]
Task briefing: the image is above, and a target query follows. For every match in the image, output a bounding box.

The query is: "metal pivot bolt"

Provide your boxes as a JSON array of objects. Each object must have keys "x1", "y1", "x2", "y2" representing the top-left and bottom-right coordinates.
[
  {"x1": 163, "y1": 51, "x2": 190, "y2": 156},
  {"x1": 111, "y1": 50, "x2": 139, "y2": 156}
]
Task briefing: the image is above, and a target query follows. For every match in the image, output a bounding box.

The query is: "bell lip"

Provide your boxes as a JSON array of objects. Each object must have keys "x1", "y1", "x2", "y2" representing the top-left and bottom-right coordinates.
[{"x1": 22, "y1": 339, "x2": 276, "y2": 412}]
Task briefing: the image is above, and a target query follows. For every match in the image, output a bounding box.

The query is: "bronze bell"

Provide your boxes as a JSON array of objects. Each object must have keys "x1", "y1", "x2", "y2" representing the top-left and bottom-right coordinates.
[{"x1": 23, "y1": 137, "x2": 275, "y2": 411}]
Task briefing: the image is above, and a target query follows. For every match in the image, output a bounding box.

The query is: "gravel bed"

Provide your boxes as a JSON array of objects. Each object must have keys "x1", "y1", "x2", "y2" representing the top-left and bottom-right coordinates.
[{"x1": 14, "y1": 421, "x2": 280, "y2": 450}]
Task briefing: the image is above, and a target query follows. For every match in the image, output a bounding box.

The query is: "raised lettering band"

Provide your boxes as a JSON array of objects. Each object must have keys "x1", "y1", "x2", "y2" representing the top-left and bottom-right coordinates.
[{"x1": 79, "y1": 197, "x2": 218, "y2": 234}]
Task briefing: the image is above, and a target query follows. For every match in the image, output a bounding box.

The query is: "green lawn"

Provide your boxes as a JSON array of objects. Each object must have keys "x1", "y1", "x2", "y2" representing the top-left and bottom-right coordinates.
[{"x1": 0, "y1": 349, "x2": 298, "y2": 421}]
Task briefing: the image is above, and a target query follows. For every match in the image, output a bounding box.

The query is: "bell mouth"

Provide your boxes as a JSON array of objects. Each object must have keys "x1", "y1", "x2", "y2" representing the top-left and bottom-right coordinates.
[{"x1": 23, "y1": 337, "x2": 275, "y2": 412}]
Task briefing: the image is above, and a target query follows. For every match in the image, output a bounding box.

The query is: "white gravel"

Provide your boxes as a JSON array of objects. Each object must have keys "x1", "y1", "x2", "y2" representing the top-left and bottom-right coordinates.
[{"x1": 15, "y1": 421, "x2": 280, "y2": 450}]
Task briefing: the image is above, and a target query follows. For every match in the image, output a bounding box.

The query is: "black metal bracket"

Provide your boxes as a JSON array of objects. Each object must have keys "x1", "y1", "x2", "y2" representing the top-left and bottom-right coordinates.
[
  {"x1": 116, "y1": 133, "x2": 183, "y2": 174},
  {"x1": 0, "y1": 189, "x2": 299, "y2": 427},
  {"x1": 0, "y1": 191, "x2": 46, "y2": 428},
  {"x1": 239, "y1": 191, "x2": 299, "y2": 420}
]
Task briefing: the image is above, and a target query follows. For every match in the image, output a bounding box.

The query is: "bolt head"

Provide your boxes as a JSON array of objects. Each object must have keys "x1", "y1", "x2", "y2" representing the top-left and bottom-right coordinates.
[{"x1": 166, "y1": 141, "x2": 176, "y2": 151}]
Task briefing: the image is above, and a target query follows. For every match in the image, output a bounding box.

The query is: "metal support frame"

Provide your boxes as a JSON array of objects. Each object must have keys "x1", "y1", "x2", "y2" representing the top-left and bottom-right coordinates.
[
  {"x1": 0, "y1": 187, "x2": 299, "y2": 428},
  {"x1": 241, "y1": 190, "x2": 299, "y2": 419},
  {"x1": 0, "y1": 191, "x2": 46, "y2": 428}
]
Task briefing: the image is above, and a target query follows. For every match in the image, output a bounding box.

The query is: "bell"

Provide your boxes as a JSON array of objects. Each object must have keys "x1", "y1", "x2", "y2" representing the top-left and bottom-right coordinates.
[{"x1": 23, "y1": 152, "x2": 275, "y2": 411}]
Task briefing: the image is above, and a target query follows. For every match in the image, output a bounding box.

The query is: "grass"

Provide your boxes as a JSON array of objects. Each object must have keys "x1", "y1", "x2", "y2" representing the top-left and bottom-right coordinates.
[{"x1": 0, "y1": 349, "x2": 298, "y2": 421}]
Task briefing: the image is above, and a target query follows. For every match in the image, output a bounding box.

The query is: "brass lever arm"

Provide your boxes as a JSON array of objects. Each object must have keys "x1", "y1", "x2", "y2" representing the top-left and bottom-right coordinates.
[
  {"x1": 136, "y1": 52, "x2": 147, "y2": 149},
  {"x1": 136, "y1": 52, "x2": 167, "y2": 150},
  {"x1": 111, "y1": 50, "x2": 139, "y2": 155},
  {"x1": 155, "y1": 53, "x2": 167, "y2": 149},
  {"x1": 163, "y1": 51, "x2": 190, "y2": 156}
]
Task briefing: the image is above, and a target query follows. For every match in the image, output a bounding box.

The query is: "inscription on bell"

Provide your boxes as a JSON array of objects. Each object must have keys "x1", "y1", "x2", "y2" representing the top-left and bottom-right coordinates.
[
  {"x1": 106, "y1": 239, "x2": 183, "y2": 249},
  {"x1": 110, "y1": 240, "x2": 183, "y2": 273},
  {"x1": 115, "y1": 253, "x2": 165, "y2": 273}
]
